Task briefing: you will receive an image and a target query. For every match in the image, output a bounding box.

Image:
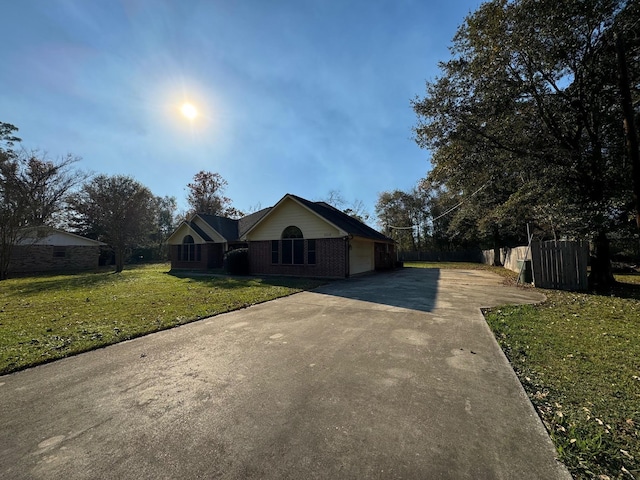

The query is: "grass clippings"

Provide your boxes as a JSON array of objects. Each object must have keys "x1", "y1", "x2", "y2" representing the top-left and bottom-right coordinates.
[{"x1": 0, "y1": 263, "x2": 324, "y2": 375}]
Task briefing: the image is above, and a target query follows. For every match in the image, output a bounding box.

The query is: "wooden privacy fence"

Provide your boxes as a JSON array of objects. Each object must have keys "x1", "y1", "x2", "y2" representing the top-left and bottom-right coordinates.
[
  {"x1": 399, "y1": 250, "x2": 482, "y2": 263},
  {"x1": 530, "y1": 240, "x2": 589, "y2": 291}
]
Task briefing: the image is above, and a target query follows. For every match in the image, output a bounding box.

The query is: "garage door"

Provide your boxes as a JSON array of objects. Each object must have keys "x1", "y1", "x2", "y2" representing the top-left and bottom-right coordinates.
[{"x1": 349, "y1": 239, "x2": 374, "y2": 275}]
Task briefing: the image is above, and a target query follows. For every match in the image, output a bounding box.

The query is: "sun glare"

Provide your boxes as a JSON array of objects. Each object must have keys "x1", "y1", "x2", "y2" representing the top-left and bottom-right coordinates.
[{"x1": 180, "y1": 102, "x2": 198, "y2": 120}]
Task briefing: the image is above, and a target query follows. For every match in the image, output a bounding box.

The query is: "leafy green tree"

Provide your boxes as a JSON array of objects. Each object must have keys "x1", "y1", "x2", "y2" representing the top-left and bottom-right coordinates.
[
  {"x1": 151, "y1": 195, "x2": 177, "y2": 259},
  {"x1": 375, "y1": 187, "x2": 429, "y2": 251},
  {"x1": 413, "y1": 0, "x2": 639, "y2": 286},
  {"x1": 70, "y1": 175, "x2": 156, "y2": 273},
  {"x1": 418, "y1": 181, "x2": 464, "y2": 251}
]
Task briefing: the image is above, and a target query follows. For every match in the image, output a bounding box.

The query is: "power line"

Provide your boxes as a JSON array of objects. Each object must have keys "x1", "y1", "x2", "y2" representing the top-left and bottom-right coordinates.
[
  {"x1": 431, "y1": 181, "x2": 491, "y2": 222},
  {"x1": 386, "y1": 180, "x2": 491, "y2": 231}
]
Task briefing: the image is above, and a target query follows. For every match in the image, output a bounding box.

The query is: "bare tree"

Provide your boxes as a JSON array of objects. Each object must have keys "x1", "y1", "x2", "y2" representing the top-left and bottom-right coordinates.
[
  {"x1": 322, "y1": 189, "x2": 371, "y2": 224},
  {"x1": 0, "y1": 122, "x2": 85, "y2": 279}
]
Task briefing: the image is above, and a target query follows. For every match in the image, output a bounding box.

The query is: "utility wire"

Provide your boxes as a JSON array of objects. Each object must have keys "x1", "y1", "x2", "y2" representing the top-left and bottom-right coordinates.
[
  {"x1": 431, "y1": 181, "x2": 490, "y2": 222},
  {"x1": 387, "y1": 180, "x2": 491, "y2": 230}
]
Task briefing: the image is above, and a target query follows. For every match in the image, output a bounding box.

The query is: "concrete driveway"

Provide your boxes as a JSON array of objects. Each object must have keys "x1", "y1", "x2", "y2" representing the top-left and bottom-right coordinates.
[{"x1": 0, "y1": 268, "x2": 571, "y2": 479}]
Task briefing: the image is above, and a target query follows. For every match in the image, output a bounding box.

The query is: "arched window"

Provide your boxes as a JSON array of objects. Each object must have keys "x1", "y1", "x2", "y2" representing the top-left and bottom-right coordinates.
[
  {"x1": 179, "y1": 234, "x2": 200, "y2": 262},
  {"x1": 271, "y1": 226, "x2": 315, "y2": 266},
  {"x1": 280, "y1": 226, "x2": 304, "y2": 264},
  {"x1": 282, "y1": 226, "x2": 303, "y2": 239}
]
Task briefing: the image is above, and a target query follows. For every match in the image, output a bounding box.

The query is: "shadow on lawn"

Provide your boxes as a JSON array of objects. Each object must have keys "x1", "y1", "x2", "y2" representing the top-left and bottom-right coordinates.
[
  {"x1": 166, "y1": 271, "x2": 328, "y2": 291},
  {"x1": 602, "y1": 280, "x2": 640, "y2": 301},
  {"x1": 2, "y1": 270, "x2": 126, "y2": 297}
]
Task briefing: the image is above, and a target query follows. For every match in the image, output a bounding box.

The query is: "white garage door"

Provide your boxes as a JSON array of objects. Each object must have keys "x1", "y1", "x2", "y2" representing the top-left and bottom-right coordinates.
[{"x1": 349, "y1": 239, "x2": 374, "y2": 275}]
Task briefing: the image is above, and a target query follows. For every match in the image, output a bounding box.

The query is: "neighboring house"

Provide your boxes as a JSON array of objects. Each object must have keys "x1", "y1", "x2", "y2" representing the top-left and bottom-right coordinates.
[
  {"x1": 9, "y1": 229, "x2": 105, "y2": 274},
  {"x1": 168, "y1": 193, "x2": 396, "y2": 278}
]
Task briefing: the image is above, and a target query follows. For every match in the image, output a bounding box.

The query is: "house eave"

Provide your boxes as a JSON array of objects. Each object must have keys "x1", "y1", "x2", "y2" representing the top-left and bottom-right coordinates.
[{"x1": 240, "y1": 194, "x2": 348, "y2": 240}]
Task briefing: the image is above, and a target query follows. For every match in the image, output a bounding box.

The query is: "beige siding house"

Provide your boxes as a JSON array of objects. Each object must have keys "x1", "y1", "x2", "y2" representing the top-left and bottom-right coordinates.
[{"x1": 168, "y1": 194, "x2": 396, "y2": 278}]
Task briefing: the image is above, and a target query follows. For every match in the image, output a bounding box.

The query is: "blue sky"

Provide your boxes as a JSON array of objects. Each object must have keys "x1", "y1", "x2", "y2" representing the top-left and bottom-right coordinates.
[{"x1": 1, "y1": 0, "x2": 480, "y2": 220}]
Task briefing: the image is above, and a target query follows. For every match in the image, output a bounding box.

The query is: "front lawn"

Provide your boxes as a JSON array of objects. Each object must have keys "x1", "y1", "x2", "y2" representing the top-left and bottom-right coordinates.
[
  {"x1": 0, "y1": 263, "x2": 325, "y2": 375},
  {"x1": 484, "y1": 276, "x2": 640, "y2": 479}
]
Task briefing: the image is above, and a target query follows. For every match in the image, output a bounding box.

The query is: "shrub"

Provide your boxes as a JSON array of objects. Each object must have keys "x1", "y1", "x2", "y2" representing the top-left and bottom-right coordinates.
[{"x1": 224, "y1": 248, "x2": 250, "y2": 275}]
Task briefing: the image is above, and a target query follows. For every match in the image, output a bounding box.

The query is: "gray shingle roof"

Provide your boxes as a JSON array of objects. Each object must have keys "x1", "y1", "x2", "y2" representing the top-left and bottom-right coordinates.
[
  {"x1": 189, "y1": 222, "x2": 213, "y2": 242},
  {"x1": 190, "y1": 196, "x2": 391, "y2": 243},
  {"x1": 196, "y1": 214, "x2": 239, "y2": 242},
  {"x1": 238, "y1": 207, "x2": 272, "y2": 238},
  {"x1": 193, "y1": 208, "x2": 272, "y2": 242}
]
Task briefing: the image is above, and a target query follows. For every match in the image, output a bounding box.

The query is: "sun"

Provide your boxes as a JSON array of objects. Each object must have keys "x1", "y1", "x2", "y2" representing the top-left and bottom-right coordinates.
[{"x1": 180, "y1": 102, "x2": 198, "y2": 120}]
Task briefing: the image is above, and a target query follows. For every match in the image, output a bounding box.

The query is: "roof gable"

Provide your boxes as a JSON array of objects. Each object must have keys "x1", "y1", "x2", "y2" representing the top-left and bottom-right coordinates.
[
  {"x1": 289, "y1": 195, "x2": 392, "y2": 242},
  {"x1": 242, "y1": 194, "x2": 393, "y2": 242},
  {"x1": 167, "y1": 221, "x2": 209, "y2": 244},
  {"x1": 241, "y1": 196, "x2": 343, "y2": 240},
  {"x1": 167, "y1": 214, "x2": 240, "y2": 244}
]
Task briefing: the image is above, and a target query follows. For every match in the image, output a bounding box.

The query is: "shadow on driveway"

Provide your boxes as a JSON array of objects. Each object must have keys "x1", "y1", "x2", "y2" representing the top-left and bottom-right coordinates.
[{"x1": 313, "y1": 267, "x2": 441, "y2": 313}]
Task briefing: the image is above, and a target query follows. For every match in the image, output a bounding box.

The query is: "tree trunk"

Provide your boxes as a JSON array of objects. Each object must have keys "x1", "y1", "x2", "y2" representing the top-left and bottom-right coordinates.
[
  {"x1": 0, "y1": 244, "x2": 12, "y2": 280},
  {"x1": 492, "y1": 229, "x2": 503, "y2": 266},
  {"x1": 615, "y1": 32, "x2": 640, "y2": 229},
  {"x1": 492, "y1": 247, "x2": 502, "y2": 266},
  {"x1": 588, "y1": 231, "x2": 615, "y2": 289},
  {"x1": 114, "y1": 247, "x2": 124, "y2": 273}
]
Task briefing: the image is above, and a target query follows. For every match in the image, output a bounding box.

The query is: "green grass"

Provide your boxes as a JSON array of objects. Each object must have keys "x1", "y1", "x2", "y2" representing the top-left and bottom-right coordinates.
[
  {"x1": 0, "y1": 263, "x2": 325, "y2": 375},
  {"x1": 407, "y1": 262, "x2": 640, "y2": 478},
  {"x1": 484, "y1": 279, "x2": 640, "y2": 479}
]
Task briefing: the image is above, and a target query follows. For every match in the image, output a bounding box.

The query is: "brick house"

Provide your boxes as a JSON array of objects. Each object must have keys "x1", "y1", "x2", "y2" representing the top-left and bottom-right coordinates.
[
  {"x1": 9, "y1": 229, "x2": 105, "y2": 275},
  {"x1": 168, "y1": 194, "x2": 396, "y2": 278},
  {"x1": 167, "y1": 209, "x2": 271, "y2": 270}
]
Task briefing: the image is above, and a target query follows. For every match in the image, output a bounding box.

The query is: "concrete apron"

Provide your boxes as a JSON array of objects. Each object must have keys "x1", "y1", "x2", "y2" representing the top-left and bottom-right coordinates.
[{"x1": 0, "y1": 268, "x2": 572, "y2": 479}]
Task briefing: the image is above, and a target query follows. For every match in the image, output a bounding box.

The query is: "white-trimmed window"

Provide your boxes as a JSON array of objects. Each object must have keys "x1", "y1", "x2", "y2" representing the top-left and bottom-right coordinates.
[
  {"x1": 179, "y1": 235, "x2": 201, "y2": 262},
  {"x1": 272, "y1": 226, "x2": 315, "y2": 265}
]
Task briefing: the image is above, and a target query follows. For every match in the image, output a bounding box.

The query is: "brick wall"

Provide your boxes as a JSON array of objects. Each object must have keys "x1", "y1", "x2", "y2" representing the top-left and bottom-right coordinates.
[
  {"x1": 249, "y1": 238, "x2": 347, "y2": 278},
  {"x1": 208, "y1": 244, "x2": 224, "y2": 268},
  {"x1": 170, "y1": 243, "x2": 226, "y2": 270},
  {"x1": 9, "y1": 245, "x2": 100, "y2": 274}
]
